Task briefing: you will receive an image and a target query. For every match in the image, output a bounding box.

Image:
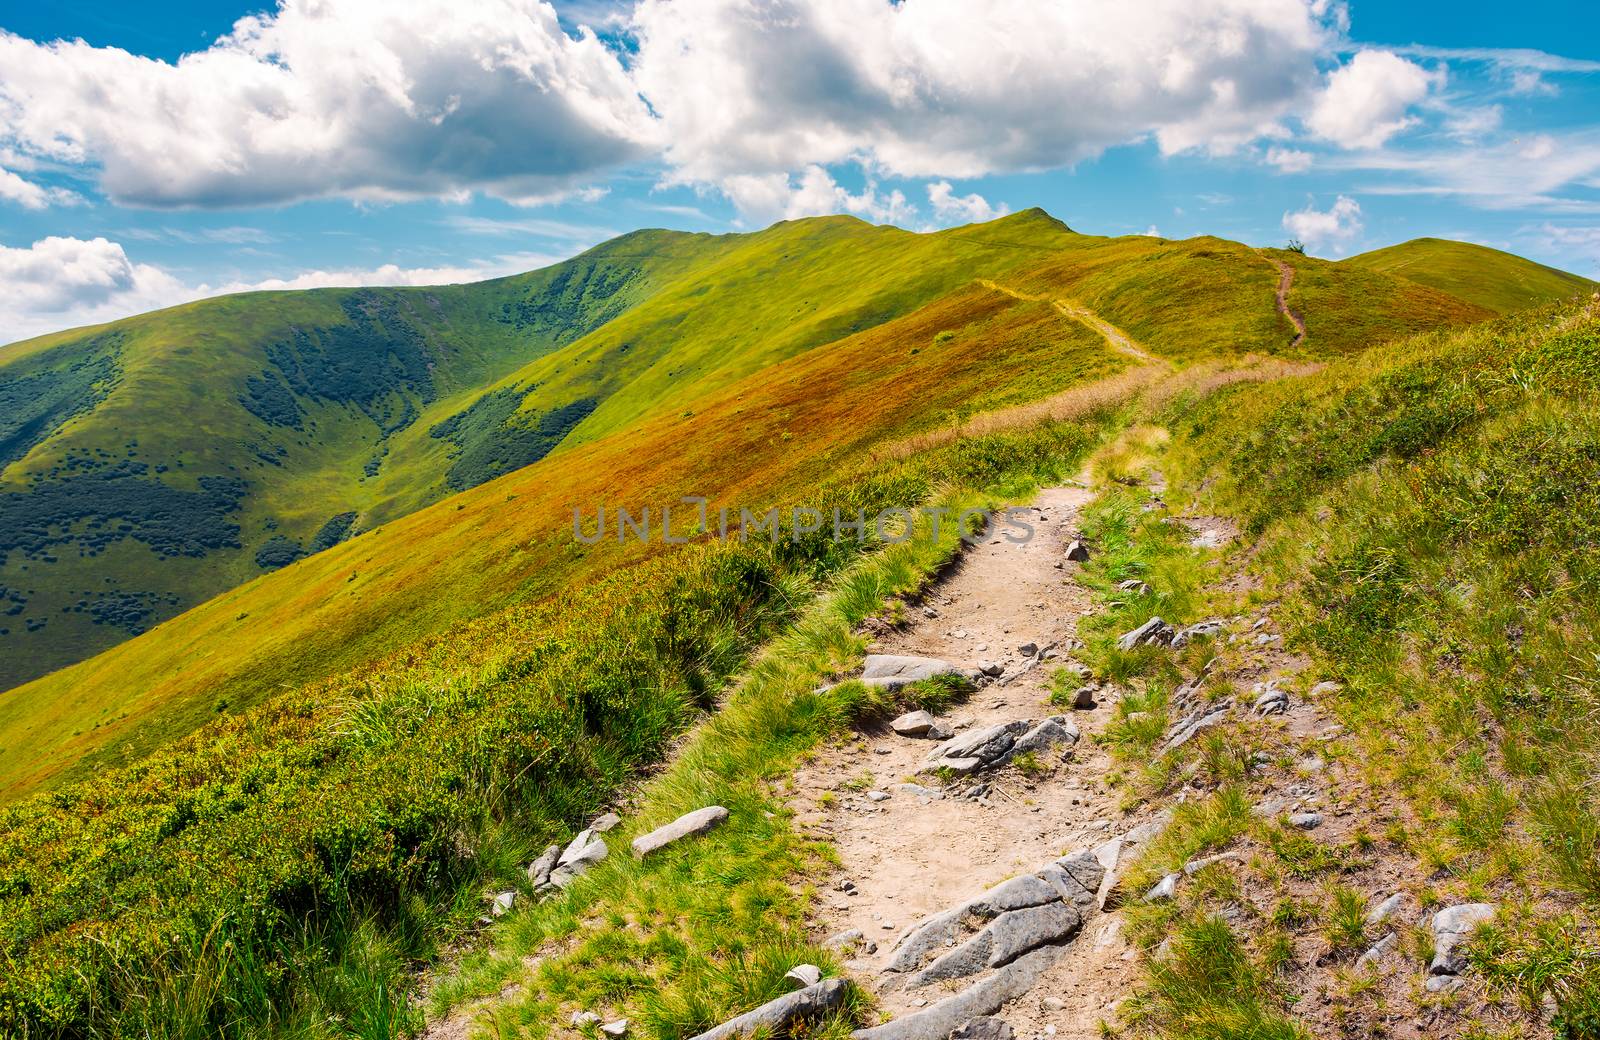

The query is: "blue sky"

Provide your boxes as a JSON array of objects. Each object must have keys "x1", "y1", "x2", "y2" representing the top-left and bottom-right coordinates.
[{"x1": 0, "y1": 0, "x2": 1596, "y2": 344}]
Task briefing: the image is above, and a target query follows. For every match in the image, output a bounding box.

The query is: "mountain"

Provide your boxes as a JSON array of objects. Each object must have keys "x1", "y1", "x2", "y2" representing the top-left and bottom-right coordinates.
[
  {"x1": 1343, "y1": 236, "x2": 1597, "y2": 314},
  {"x1": 2, "y1": 210, "x2": 1590, "y2": 1040},
  {"x1": 0, "y1": 210, "x2": 1503, "y2": 799}
]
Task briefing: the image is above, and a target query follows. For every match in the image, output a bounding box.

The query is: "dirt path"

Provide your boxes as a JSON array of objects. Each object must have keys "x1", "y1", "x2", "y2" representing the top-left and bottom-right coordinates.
[
  {"x1": 1266, "y1": 258, "x2": 1307, "y2": 348},
  {"x1": 978, "y1": 279, "x2": 1165, "y2": 366},
  {"x1": 792, "y1": 485, "x2": 1147, "y2": 1037}
]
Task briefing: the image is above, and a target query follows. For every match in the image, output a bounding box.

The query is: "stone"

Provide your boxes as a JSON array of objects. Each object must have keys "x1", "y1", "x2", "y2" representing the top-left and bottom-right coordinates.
[
  {"x1": 561, "y1": 838, "x2": 608, "y2": 871},
  {"x1": 1253, "y1": 684, "x2": 1289, "y2": 716},
  {"x1": 861, "y1": 654, "x2": 962, "y2": 690},
  {"x1": 1426, "y1": 975, "x2": 1464, "y2": 995},
  {"x1": 489, "y1": 890, "x2": 515, "y2": 916},
  {"x1": 631, "y1": 806, "x2": 730, "y2": 859},
  {"x1": 1116, "y1": 617, "x2": 1174, "y2": 651},
  {"x1": 1071, "y1": 685, "x2": 1097, "y2": 710},
  {"x1": 527, "y1": 843, "x2": 562, "y2": 885},
  {"x1": 978, "y1": 661, "x2": 1004, "y2": 677},
  {"x1": 1287, "y1": 812, "x2": 1323, "y2": 830},
  {"x1": 784, "y1": 964, "x2": 823, "y2": 988},
  {"x1": 894, "y1": 782, "x2": 943, "y2": 800},
  {"x1": 1065, "y1": 540, "x2": 1090, "y2": 562},
  {"x1": 1183, "y1": 851, "x2": 1242, "y2": 875},
  {"x1": 1163, "y1": 707, "x2": 1228, "y2": 751},
  {"x1": 1117, "y1": 579, "x2": 1151, "y2": 595},
  {"x1": 922, "y1": 756, "x2": 985, "y2": 776},
  {"x1": 1018, "y1": 641, "x2": 1039, "y2": 657},
  {"x1": 1365, "y1": 893, "x2": 1404, "y2": 926},
  {"x1": 853, "y1": 946, "x2": 1063, "y2": 1040},
  {"x1": 1036, "y1": 863, "x2": 1096, "y2": 908},
  {"x1": 1172, "y1": 620, "x2": 1227, "y2": 649},
  {"x1": 867, "y1": 790, "x2": 889, "y2": 802},
  {"x1": 1144, "y1": 873, "x2": 1179, "y2": 902},
  {"x1": 600, "y1": 1021, "x2": 629, "y2": 1037},
  {"x1": 590, "y1": 812, "x2": 623, "y2": 833},
  {"x1": 691, "y1": 979, "x2": 850, "y2": 1040},
  {"x1": 927, "y1": 720, "x2": 1027, "y2": 764},
  {"x1": 928, "y1": 723, "x2": 955, "y2": 740},
  {"x1": 1430, "y1": 903, "x2": 1497, "y2": 975},
  {"x1": 950, "y1": 1018, "x2": 1014, "y2": 1040},
  {"x1": 572, "y1": 1011, "x2": 601, "y2": 1028},
  {"x1": 984, "y1": 902, "x2": 1081, "y2": 966},
  {"x1": 1356, "y1": 931, "x2": 1397, "y2": 967},
  {"x1": 825, "y1": 929, "x2": 864, "y2": 950},
  {"x1": 560, "y1": 828, "x2": 597, "y2": 865},
  {"x1": 1310, "y1": 681, "x2": 1343, "y2": 697},
  {"x1": 1055, "y1": 851, "x2": 1107, "y2": 896},
  {"x1": 891, "y1": 710, "x2": 938, "y2": 736},
  {"x1": 1014, "y1": 719, "x2": 1078, "y2": 755}
]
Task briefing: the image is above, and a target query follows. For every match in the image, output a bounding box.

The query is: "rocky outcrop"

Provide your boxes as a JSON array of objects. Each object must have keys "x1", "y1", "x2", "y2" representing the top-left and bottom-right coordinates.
[
  {"x1": 917, "y1": 717, "x2": 1078, "y2": 775},
  {"x1": 690, "y1": 978, "x2": 850, "y2": 1040},
  {"x1": 861, "y1": 655, "x2": 966, "y2": 690}
]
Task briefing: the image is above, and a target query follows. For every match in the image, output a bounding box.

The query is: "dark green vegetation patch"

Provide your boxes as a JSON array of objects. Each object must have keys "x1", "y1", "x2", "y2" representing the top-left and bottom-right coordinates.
[
  {"x1": 0, "y1": 460, "x2": 247, "y2": 562},
  {"x1": 498, "y1": 254, "x2": 649, "y2": 343},
  {"x1": 0, "y1": 335, "x2": 122, "y2": 475},
  {"x1": 263, "y1": 292, "x2": 439, "y2": 436},
  {"x1": 307, "y1": 511, "x2": 358, "y2": 553},
  {"x1": 431, "y1": 389, "x2": 600, "y2": 491}
]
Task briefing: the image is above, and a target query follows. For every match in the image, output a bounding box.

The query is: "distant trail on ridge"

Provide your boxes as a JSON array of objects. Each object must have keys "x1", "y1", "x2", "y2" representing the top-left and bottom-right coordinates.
[
  {"x1": 1265, "y1": 257, "x2": 1308, "y2": 348},
  {"x1": 978, "y1": 279, "x2": 1164, "y2": 365}
]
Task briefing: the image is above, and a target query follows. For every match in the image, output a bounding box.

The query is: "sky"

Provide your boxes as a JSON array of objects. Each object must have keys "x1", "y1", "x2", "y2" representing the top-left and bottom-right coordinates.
[{"x1": 0, "y1": 0, "x2": 1597, "y2": 345}]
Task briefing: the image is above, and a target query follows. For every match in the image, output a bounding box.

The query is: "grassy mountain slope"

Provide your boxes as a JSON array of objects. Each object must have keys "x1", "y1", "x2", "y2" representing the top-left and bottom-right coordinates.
[
  {"x1": 0, "y1": 230, "x2": 732, "y2": 689},
  {"x1": 1343, "y1": 236, "x2": 1596, "y2": 314},
  {"x1": 0, "y1": 211, "x2": 1504, "y2": 800}
]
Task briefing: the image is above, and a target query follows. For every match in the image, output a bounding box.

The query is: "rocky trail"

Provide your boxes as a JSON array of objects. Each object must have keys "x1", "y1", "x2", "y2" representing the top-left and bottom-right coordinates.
[
  {"x1": 431, "y1": 476, "x2": 1518, "y2": 1040},
  {"x1": 792, "y1": 484, "x2": 1145, "y2": 1038}
]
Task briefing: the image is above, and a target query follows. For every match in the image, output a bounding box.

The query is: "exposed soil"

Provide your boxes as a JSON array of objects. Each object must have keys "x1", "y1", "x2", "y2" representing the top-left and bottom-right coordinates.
[{"x1": 1268, "y1": 258, "x2": 1308, "y2": 348}]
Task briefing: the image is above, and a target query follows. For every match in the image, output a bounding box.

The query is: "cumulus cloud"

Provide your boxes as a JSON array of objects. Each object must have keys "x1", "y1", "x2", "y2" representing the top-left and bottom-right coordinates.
[
  {"x1": 722, "y1": 165, "x2": 916, "y2": 226},
  {"x1": 0, "y1": 236, "x2": 192, "y2": 340},
  {"x1": 0, "y1": 0, "x2": 656, "y2": 208},
  {"x1": 1266, "y1": 146, "x2": 1313, "y2": 173},
  {"x1": 631, "y1": 0, "x2": 1337, "y2": 202},
  {"x1": 0, "y1": 166, "x2": 79, "y2": 208},
  {"x1": 1283, "y1": 195, "x2": 1363, "y2": 253},
  {"x1": 0, "y1": 236, "x2": 569, "y2": 346},
  {"x1": 1307, "y1": 50, "x2": 1441, "y2": 149},
  {"x1": 927, "y1": 182, "x2": 1007, "y2": 225}
]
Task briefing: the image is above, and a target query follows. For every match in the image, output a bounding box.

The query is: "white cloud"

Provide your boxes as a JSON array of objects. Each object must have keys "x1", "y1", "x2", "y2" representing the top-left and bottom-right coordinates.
[
  {"x1": 927, "y1": 182, "x2": 1007, "y2": 225},
  {"x1": 0, "y1": 236, "x2": 192, "y2": 340},
  {"x1": 1307, "y1": 50, "x2": 1440, "y2": 149},
  {"x1": 1327, "y1": 129, "x2": 1600, "y2": 211},
  {"x1": 0, "y1": 236, "x2": 572, "y2": 346},
  {"x1": 1510, "y1": 70, "x2": 1559, "y2": 97},
  {"x1": 0, "y1": 166, "x2": 80, "y2": 208},
  {"x1": 0, "y1": 0, "x2": 656, "y2": 208},
  {"x1": 722, "y1": 165, "x2": 916, "y2": 226},
  {"x1": 1532, "y1": 224, "x2": 1600, "y2": 276},
  {"x1": 1283, "y1": 194, "x2": 1362, "y2": 254},
  {"x1": 1142, "y1": 225, "x2": 1162, "y2": 237},
  {"x1": 1265, "y1": 146, "x2": 1313, "y2": 173},
  {"x1": 630, "y1": 0, "x2": 1339, "y2": 212}
]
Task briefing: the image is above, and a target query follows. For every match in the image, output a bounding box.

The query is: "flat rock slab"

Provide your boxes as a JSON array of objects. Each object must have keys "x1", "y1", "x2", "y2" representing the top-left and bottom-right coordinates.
[
  {"x1": 632, "y1": 806, "x2": 729, "y2": 859},
  {"x1": 862, "y1": 655, "x2": 961, "y2": 690},
  {"x1": 690, "y1": 978, "x2": 849, "y2": 1040},
  {"x1": 853, "y1": 945, "x2": 1063, "y2": 1040}
]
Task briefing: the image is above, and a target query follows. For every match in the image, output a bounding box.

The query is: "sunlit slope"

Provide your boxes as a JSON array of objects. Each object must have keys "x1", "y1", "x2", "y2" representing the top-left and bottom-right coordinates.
[
  {"x1": 0, "y1": 216, "x2": 1507, "y2": 799},
  {"x1": 1002, "y1": 234, "x2": 1492, "y2": 359},
  {"x1": 0, "y1": 230, "x2": 732, "y2": 689},
  {"x1": 1343, "y1": 237, "x2": 1596, "y2": 315},
  {"x1": 0, "y1": 278, "x2": 1124, "y2": 797}
]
